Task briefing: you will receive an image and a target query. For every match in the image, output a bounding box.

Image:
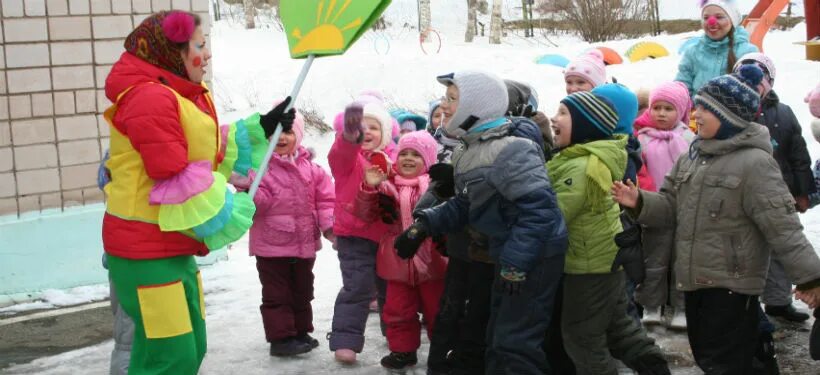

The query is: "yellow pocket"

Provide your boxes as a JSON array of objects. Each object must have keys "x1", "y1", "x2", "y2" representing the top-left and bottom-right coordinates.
[
  {"x1": 137, "y1": 280, "x2": 193, "y2": 339},
  {"x1": 196, "y1": 271, "x2": 206, "y2": 321}
]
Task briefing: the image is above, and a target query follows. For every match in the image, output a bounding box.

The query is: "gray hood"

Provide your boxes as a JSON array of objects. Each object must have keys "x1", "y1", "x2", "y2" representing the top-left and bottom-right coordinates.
[{"x1": 437, "y1": 70, "x2": 509, "y2": 138}]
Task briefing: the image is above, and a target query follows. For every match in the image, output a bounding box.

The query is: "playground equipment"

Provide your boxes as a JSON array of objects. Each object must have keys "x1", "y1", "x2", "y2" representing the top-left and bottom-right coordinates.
[
  {"x1": 419, "y1": 28, "x2": 442, "y2": 55},
  {"x1": 535, "y1": 54, "x2": 570, "y2": 68},
  {"x1": 742, "y1": 0, "x2": 819, "y2": 60},
  {"x1": 596, "y1": 47, "x2": 623, "y2": 65},
  {"x1": 625, "y1": 41, "x2": 669, "y2": 62}
]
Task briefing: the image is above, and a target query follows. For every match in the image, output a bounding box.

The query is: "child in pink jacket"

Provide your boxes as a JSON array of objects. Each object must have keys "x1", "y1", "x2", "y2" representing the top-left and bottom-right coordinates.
[
  {"x1": 327, "y1": 100, "x2": 394, "y2": 363},
  {"x1": 238, "y1": 109, "x2": 335, "y2": 357},
  {"x1": 634, "y1": 81, "x2": 695, "y2": 329},
  {"x1": 356, "y1": 131, "x2": 447, "y2": 370}
]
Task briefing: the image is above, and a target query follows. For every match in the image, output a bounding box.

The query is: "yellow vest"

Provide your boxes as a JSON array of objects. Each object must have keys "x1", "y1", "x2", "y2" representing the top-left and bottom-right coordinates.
[{"x1": 104, "y1": 84, "x2": 222, "y2": 225}]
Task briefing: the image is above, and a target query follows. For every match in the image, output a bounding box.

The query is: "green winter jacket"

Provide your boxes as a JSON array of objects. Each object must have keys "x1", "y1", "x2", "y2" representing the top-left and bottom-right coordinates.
[{"x1": 548, "y1": 135, "x2": 627, "y2": 274}]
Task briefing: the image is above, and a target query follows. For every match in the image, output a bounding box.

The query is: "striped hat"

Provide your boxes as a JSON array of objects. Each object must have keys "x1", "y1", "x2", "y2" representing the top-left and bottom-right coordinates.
[
  {"x1": 694, "y1": 64, "x2": 763, "y2": 140},
  {"x1": 561, "y1": 91, "x2": 619, "y2": 144}
]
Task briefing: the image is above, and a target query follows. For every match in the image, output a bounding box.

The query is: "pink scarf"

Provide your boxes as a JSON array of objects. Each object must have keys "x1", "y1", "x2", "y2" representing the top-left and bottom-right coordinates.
[
  {"x1": 381, "y1": 174, "x2": 430, "y2": 229},
  {"x1": 638, "y1": 124, "x2": 691, "y2": 191}
]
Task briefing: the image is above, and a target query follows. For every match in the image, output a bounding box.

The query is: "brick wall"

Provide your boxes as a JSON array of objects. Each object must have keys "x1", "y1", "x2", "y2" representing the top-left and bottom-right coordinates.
[{"x1": 1, "y1": 0, "x2": 211, "y2": 217}]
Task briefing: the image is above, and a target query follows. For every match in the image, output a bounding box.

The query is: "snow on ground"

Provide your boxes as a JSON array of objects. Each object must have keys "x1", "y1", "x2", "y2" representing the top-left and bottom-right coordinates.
[{"x1": 4, "y1": 0, "x2": 820, "y2": 373}]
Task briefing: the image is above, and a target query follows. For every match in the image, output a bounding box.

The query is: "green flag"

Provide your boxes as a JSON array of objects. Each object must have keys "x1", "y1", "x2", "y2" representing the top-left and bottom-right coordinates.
[{"x1": 280, "y1": 0, "x2": 392, "y2": 59}]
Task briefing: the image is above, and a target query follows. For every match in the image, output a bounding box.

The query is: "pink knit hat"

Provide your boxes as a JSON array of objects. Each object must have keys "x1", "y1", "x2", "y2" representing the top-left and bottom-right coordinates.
[
  {"x1": 649, "y1": 81, "x2": 692, "y2": 125},
  {"x1": 396, "y1": 131, "x2": 438, "y2": 172},
  {"x1": 272, "y1": 99, "x2": 305, "y2": 153},
  {"x1": 564, "y1": 50, "x2": 607, "y2": 87}
]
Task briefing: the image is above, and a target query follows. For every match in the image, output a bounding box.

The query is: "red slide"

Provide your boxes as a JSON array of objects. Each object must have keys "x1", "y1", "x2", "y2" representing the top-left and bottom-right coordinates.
[{"x1": 741, "y1": 0, "x2": 790, "y2": 52}]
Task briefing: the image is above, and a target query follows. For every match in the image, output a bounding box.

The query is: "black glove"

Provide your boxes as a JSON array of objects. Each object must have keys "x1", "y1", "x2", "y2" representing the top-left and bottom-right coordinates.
[
  {"x1": 432, "y1": 235, "x2": 448, "y2": 256},
  {"x1": 378, "y1": 193, "x2": 399, "y2": 224},
  {"x1": 394, "y1": 220, "x2": 429, "y2": 259},
  {"x1": 260, "y1": 96, "x2": 297, "y2": 138},
  {"x1": 428, "y1": 163, "x2": 455, "y2": 199},
  {"x1": 498, "y1": 265, "x2": 526, "y2": 296},
  {"x1": 611, "y1": 212, "x2": 645, "y2": 284}
]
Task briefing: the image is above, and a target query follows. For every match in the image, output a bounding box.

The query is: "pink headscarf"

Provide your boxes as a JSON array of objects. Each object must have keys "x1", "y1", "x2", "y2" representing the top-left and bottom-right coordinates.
[{"x1": 649, "y1": 81, "x2": 692, "y2": 125}]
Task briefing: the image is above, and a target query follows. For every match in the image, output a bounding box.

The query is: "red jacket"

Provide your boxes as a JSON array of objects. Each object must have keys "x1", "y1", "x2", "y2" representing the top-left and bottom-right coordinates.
[
  {"x1": 354, "y1": 174, "x2": 447, "y2": 286},
  {"x1": 102, "y1": 53, "x2": 219, "y2": 259}
]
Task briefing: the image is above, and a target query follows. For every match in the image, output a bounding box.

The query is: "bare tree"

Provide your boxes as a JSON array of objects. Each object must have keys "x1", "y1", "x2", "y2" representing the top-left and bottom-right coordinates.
[
  {"x1": 418, "y1": 0, "x2": 432, "y2": 31},
  {"x1": 243, "y1": 0, "x2": 255, "y2": 29},
  {"x1": 466, "y1": 0, "x2": 478, "y2": 42},
  {"x1": 489, "y1": 0, "x2": 502, "y2": 44},
  {"x1": 557, "y1": 0, "x2": 651, "y2": 42}
]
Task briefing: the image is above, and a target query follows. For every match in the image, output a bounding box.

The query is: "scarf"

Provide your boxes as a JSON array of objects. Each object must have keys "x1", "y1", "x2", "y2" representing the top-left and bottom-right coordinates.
[
  {"x1": 381, "y1": 174, "x2": 430, "y2": 229},
  {"x1": 638, "y1": 124, "x2": 691, "y2": 191}
]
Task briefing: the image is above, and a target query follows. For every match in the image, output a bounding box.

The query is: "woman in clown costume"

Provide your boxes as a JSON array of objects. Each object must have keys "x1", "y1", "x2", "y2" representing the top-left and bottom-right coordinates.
[{"x1": 102, "y1": 11, "x2": 295, "y2": 374}]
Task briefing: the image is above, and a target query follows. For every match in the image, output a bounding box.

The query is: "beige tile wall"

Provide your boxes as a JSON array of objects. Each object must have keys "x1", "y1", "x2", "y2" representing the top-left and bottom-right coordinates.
[{"x1": 1, "y1": 0, "x2": 211, "y2": 217}]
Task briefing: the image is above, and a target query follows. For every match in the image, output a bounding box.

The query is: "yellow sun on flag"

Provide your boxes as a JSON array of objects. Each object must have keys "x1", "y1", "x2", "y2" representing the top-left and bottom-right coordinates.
[{"x1": 291, "y1": 0, "x2": 363, "y2": 55}]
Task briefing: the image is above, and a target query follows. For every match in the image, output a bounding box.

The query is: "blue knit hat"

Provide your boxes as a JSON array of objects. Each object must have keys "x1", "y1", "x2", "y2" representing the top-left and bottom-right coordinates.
[
  {"x1": 591, "y1": 83, "x2": 638, "y2": 135},
  {"x1": 561, "y1": 91, "x2": 619, "y2": 144},
  {"x1": 694, "y1": 64, "x2": 763, "y2": 140}
]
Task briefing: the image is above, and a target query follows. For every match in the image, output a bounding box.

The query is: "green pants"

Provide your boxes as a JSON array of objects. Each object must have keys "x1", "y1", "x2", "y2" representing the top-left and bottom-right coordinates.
[
  {"x1": 107, "y1": 255, "x2": 206, "y2": 375},
  {"x1": 561, "y1": 271, "x2": 665, "y2": 375}
]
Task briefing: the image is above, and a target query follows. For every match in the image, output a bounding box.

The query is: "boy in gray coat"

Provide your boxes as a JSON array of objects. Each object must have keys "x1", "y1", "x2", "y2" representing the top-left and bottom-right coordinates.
[{"x1": 613, "y1": 65, "x2": 820, "y2": 373}]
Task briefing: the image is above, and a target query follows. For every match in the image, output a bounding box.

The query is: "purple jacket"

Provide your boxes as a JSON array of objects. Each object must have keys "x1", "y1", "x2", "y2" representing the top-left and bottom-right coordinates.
[{"x1": 247, "y1": 146, "x2": 335, "y2": 258}]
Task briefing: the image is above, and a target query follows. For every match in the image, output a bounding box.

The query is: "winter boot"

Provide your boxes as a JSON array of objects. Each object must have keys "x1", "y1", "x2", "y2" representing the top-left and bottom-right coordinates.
[
  {"x1": 381, "y1": 351, "x2": 418, "y2": 370},
  {"x1": 752, "y1": 332, "x2": 780, "y2": 375},
  {"x1": 667, "y1": 308, "x2": 687, "y2": 330},
  {"x1": 764, "y1": 304, "x2": 810, "y2": 322},
  {"x1": 642, "y1": 306, "x2": 662, "y2": 326},
  {"x1": 811, "y1": 309, "x2": 819, "y2": 360},
  {"x1": 295, "y1": 333, "x2": 319, "y2": 349},
  {"x1": 632, "y1": 353, "x2": 671, "y2": 375},
  {"x1": 269, "y1": 337, "x2": 311, "y2": 357},
  {"x1": 334, "y1": 349, "x2": 357, "y2": 364}
]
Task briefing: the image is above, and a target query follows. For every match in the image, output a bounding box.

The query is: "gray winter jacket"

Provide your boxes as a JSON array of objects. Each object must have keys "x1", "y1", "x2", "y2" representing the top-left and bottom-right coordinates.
[
  {"x1": 636, "y1": 124, "x2": 820, "y2": 295},
  {"x1": 417, "y1": 122, "x2": 568, "y2": 272}
]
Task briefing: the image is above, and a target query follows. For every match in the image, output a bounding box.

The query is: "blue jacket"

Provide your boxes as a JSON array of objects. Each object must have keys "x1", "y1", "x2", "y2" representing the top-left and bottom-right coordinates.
[
  {"x1": 675, "y1": 26, "x2": 759, "y2": 98},
  {"x1": 416, "y1": 120, "x2": 568, "y2": 272}
]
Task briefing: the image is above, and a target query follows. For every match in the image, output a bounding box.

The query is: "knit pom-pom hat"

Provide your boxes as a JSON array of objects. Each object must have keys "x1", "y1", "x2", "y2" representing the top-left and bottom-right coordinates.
[{"x1": 695, "y1": 64, "x2": 764, "y2": 140}]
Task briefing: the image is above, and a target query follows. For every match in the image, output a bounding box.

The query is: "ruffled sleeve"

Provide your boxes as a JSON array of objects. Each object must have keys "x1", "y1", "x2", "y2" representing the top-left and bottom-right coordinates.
[
  {"x1": 217, "y1": 113, "x2": 269, "y2": 179},
  {"x1": 151, "y1": 160, "x2": 256, "y2": 250}
]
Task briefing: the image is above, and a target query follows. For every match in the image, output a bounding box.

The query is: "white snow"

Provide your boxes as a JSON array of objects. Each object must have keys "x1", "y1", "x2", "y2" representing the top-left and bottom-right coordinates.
[
  {"x1": 4, "y1": 0, "x2": 820, "y2": 373},
  {"x1": 0, "y1": 285, "x2": 109, "y2": 316}
]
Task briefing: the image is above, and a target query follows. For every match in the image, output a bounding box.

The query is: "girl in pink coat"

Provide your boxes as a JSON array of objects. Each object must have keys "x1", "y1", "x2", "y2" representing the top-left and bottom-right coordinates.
[
  {"x1": 236, "y1": 109, "x2": 335, "y2": 357},
  {"x1": 327, "y1": 100, "x2": 394, "y2": 363},
  {"x1": 356, "y1": 131, "x2": 447, "y2": 370},
  {"x1": 634, "y1": 81, "x2": 695, "y2": 329}
]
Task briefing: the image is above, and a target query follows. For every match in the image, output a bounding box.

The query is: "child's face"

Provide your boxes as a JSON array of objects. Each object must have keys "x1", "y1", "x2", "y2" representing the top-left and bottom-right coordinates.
[
  {"x1": 694, "y1": 105, "x2": 721, "y2": 139},
  {"x1": 551, "y1": 104, "x2": 573, "y2": 148},
  {"x1": 274, "y1": 129, "x2": 296, "y2": 156},
  {"x1": 431, "y1": 106, "x2": 446, "y2": 129},
  {"x1": 362, "y1": 117, "x2": 383, "y2": 151},
  {"x1": 565, "y1": 76, "x2": 593, "y2": 95},
  {"x1": 702, "y1": 6, "x2": 732, "y2": 40},
  {"x1": 650, "y1": 101, "x2": 679, "y2": 130},
  {"x1": 441, "y1": 85, "x2": 460, "y2": 126},
  {"x1": 397, "y1": 149, "x2": 424, "y2": 178}
]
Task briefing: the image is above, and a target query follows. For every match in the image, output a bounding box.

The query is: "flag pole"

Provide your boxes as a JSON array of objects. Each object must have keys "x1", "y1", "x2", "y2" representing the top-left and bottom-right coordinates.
[{"x1": 249, "y1": 54, "x2": 316, "y2": 198}]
